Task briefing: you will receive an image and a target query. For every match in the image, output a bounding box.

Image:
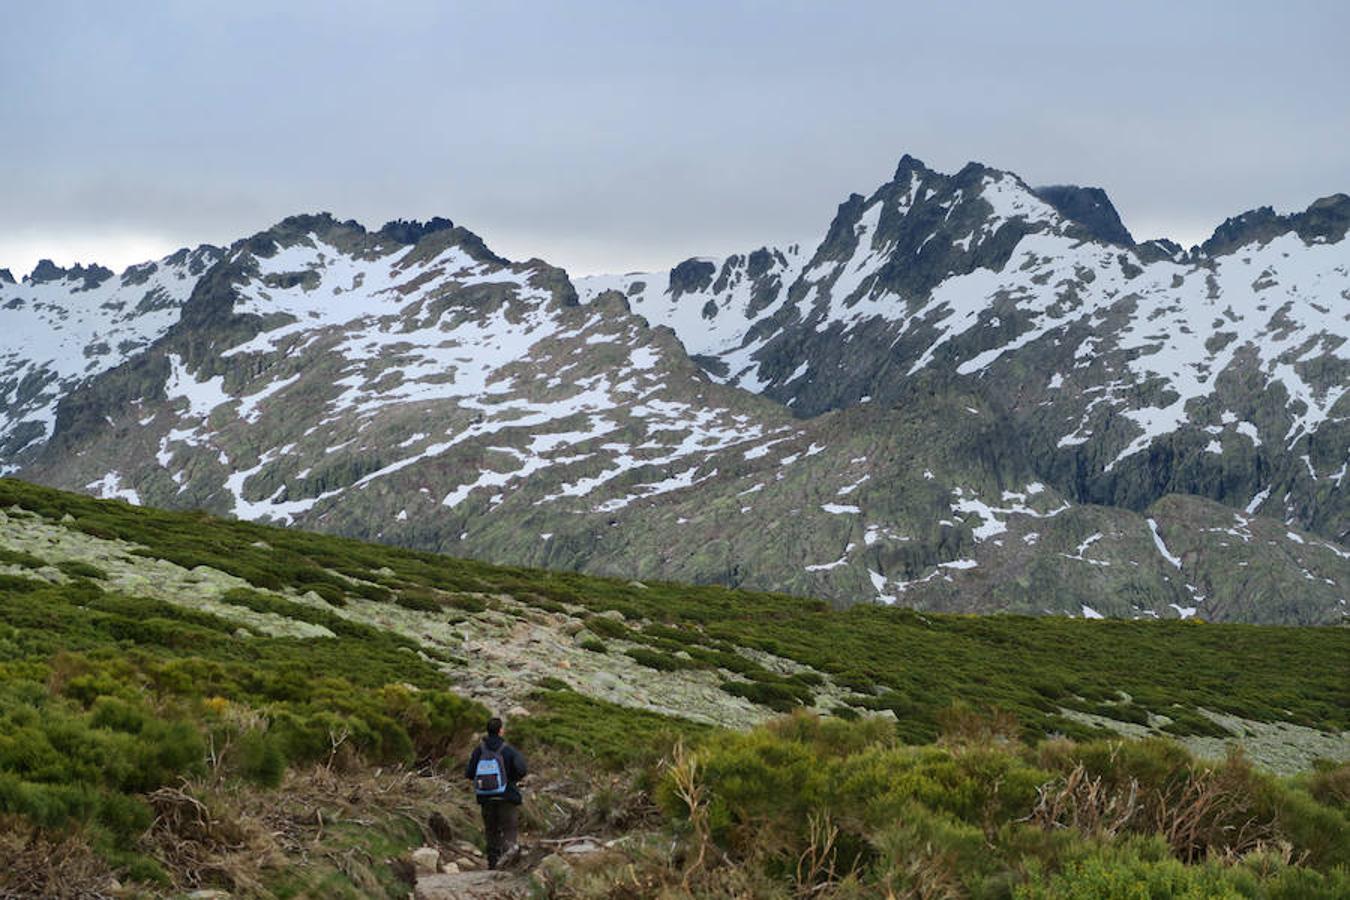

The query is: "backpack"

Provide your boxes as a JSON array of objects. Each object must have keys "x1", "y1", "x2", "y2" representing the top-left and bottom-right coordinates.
[{"x1": 473, "y1": 740, "x2": 509, "y2": 797}]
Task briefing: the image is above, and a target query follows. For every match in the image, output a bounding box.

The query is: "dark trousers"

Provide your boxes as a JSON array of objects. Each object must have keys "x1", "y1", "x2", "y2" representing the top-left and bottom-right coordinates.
[{"x1": 481, "y1": 799, "x2": 519, "y2": 868}]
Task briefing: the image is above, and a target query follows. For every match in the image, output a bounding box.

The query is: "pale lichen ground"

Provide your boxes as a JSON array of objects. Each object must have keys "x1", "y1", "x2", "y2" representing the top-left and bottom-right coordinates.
[
  {"x1": 0, "y1": 506, "x2": 844, "y2": 727},
  {"x1": 0, "y1": 507, "x2": 334, "y2": 638},
  {"x1": 1058, "y1": 707, "x2": 1349, "y2": 776},
  {"x1": 3, "y1": 505, "x2": 1343, "y2": 772}
]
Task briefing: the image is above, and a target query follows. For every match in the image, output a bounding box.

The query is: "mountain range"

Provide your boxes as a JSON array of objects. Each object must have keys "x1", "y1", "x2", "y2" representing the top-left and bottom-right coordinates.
[{"x1": 2, "y1": 154, "x2": 1346, "y2": 624}]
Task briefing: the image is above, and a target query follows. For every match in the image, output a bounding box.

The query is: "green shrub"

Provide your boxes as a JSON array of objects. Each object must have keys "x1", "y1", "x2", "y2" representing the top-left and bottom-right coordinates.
[
  {"x1": 392, "y1": 589, "x2": 441, "y2": 612},
  {"x1": 535, "y1": 677, "x2": 571, "y2": 691},
  {"x1": 579, "y1": 637, "x2": 608, "y2": 654},
  {"x1": 719, "y1": 680, "x2": 812, "y2": 712},
  {"x1": 445, "y1": 594, "x2": 486, "y2": 613},
  {"x1": 1017, "y1": 840, "x2": 1350, "y2": 898},
  {"x1": 586, "y1": 616, "x2": 632, "y2": 640},
  {"x1": 511, "y1": 689, "x2": 709, "y2": 769},
  {"x1": 0, "y1": 573, "x2": 44, "y2": 594},
  {"x1": 237, "y1": 729, "x2": 287, "y2": 788},
  {"x1": 299, "y1": 581, "x2": 346, "y2": 605},
  {"x1": 657, "y1": 714, "x2": 1349, "y2": 896},
  {"x1": 0, "y1": 548, "x2": 46, "y2": 569},
  {"x1": 626, "y1": 648, "x2": 696, "y2": 672},
  {"x1": 56, "y1": 560, "x2": 107, "y2": 580},
  {"x1": 1159, "y1": 707, "x2": 1233, "y2": 737},
  {"x1": 1304, "y1": 759, "x2": 1350, "y2": 808}
]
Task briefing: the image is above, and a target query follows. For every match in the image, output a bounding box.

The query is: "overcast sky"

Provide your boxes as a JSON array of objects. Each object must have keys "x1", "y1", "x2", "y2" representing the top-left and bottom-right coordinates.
[{"x1": 2, "y1": 0, "x2": 1347, "y2": 278}]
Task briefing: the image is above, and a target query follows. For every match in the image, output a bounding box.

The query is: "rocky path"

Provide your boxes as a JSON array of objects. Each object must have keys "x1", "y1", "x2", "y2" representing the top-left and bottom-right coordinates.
[
  {"x1": 413, "y1": 869, "x2": 530, "y2": 900},
  {"x1": 407, "y1": 835, "x2": 629, "y2": 899}
]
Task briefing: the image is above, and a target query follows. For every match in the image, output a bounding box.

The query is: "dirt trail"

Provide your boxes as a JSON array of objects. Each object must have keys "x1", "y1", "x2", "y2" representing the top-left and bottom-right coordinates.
[
  {"x1": 409, "y1": 832, "x2": 632, "y2": 898},
  {"x1": 413, "y1": 868, "x2": 530, "y2": 899}
]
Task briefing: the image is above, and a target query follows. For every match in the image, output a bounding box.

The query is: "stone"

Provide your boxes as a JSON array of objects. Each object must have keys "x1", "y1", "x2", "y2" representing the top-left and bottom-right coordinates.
[
  {"x1": 414, "y1": 870, "x2": 529, "y2": 899},
  {"x1": 412, "y1": 846, "x2": 441, "y2": 875},
  {"x1": 506, "y1": 705, "x2": 530, "y2": 718},
  {"x1": 561, "y1": 839, "x2": 602, "y2": 855},
  {"x1": 440, "y1": 861, "x2": 460, "y2": 875}
]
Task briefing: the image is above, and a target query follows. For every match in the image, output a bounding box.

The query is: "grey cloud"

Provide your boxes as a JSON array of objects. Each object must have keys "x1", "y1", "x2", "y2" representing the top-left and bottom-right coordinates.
[{"x1": 2, "y1": 0, "x2": 1346, "y2": 276}]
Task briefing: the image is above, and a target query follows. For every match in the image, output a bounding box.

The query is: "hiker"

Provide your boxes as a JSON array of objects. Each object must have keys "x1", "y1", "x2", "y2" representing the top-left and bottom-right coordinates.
[{"x1": 464, "y1": 715, "x2": 528, "y2": 869}]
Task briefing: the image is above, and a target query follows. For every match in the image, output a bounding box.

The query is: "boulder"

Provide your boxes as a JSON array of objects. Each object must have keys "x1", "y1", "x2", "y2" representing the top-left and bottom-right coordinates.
[{"x1": 411, "y1": 846, "x2": 441, "y2": 875}]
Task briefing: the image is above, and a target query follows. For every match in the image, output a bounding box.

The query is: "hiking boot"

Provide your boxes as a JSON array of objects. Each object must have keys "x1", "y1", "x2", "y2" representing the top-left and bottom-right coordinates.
[{"x1": 497, "y1": 843, "x2": 523, "y2": 869}]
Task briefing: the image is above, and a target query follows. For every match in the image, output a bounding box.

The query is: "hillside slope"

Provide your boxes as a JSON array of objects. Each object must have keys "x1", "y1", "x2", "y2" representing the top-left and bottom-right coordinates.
[
  {"x1": 1, "y1": 480, "x2": 1346, "y2": 896},
  {"x1": 2, "y1": 477, "x2": 1346, "y2": 758}
]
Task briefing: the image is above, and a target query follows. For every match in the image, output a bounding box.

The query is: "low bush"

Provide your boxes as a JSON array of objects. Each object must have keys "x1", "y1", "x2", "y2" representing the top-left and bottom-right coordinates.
[
  {"x1": 56, "y1": 560, "x2": 107, "y2": 580},
  {"x1": 0, "y1": 573, "x2": 487, "y2": 881},
  {"x1": 720, "y1": 679, "x2": 813, "y2": 712},
  {"x1": 585, "y1": 616, "x2": 633, "y2": 640},
  {"x1": 579, "y1": 637, "x2": 608, "y2": 653},
  {"x1": 654, "y1": 713, "x2": 1350, "y2": 896},
  {"x1": 510, "y1": 688, "x2": 709, "y2": 770},
  {"x1": 626, "y1": 648, "x2": 697, "y2": 672},
  {"x1": 0, "y1": 548, "x2": 46, "y2": 569}
]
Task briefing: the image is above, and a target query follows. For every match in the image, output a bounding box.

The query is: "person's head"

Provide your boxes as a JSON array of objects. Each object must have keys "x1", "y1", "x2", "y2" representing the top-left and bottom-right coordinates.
[{"x1": 486, "y1": 716, "x2": 503, "y2": 737}]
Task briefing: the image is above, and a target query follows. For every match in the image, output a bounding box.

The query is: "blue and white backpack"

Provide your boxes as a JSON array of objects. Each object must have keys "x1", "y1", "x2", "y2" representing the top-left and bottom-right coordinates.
[{"x1": 473, "y1": 741, "x2": 509, "y2": 797}]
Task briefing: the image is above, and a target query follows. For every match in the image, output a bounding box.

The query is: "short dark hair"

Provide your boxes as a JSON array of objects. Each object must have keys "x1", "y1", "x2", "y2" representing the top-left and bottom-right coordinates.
[{"x1": 486, "y1": 716, "x2": 503, "y2": 735}]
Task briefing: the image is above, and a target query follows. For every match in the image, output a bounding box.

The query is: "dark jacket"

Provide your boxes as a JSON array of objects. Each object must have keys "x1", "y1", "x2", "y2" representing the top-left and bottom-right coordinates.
[{"x1": 464, "y1": 734, "x2": 527, "y2": 805}]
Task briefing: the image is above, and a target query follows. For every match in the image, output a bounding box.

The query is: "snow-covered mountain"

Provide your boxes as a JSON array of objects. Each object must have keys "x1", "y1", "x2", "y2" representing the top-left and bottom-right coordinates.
[
  {"x1": 577, "y1": 157, "x2": 1349, "y2": 541},
  {"x1": 0, "y1": 246, "x2": 222, "y2": 465},
  {"x1": 3, "y1": 156, "x2": 1346, "y2": 624}
]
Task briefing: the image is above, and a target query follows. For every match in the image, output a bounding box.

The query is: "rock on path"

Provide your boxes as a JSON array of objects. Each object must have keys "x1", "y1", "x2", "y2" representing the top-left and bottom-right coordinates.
[{"x1": 414, "y1": 869, "x2": 530, "y2": 900}]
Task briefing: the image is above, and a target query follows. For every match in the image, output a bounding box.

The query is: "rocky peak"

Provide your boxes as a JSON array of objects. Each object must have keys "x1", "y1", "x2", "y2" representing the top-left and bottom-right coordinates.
[
  {"x1": 377, "y1": 217, "x2": 457, "y2": 245},
  {"x1": 120, "y1": 261, "x2": 160, "y2": 287},
  {"x1": 1200, "y1": 206, "x2": 1288, "y2": 257},
  {"x1": 18, "y1": 259, "x2": 114, "y2": 290},
  {"x1": 668, "y1": 258, "x2": 718, "y2": 299},
  {"x1": 858, "y1": 161, "x2": 1055, "y2": 302},
  {"x1": 0, "y1": 268, "x2": 13, "y2": 285},
  {"x1": 70, "y1": 263, "x2": 116, "y2": 291},
  {"x1": 161, "y1": 245, "x2": 225, "y2": 275},
  {"x1": 1033, "y1": 184, "x2": 1135, "y2": 246},
  {"x1": 26, "y1": 259, "x2": 67, "y2": 284},
  {"x1": 952, "y1": 160, "x2": 998, "y2": 185},
  {"x1": 1293, "y1": 193, "x2": 1349, "y2": 244},
  {"x1": 228, "y1": 212, "x2": 509, "y2": 273},
  {"x1": 1135, "y1": 237, "x2": 1187, "y2": 264},
  {"x1": 1198, "y1": 194, "x2": 1347, "y2": 257},
  {"x1": 891, "y1": 152, "x2": 932, "y2": 183},
  {"x1": 400, "y1": 222, "x2": 511, "y2": 268},
  {"x1": 235, "y1": 212, "x2": 361, "y2": 258},
  {"x1": 810, "y1": 192, "x2": 869, "y2": 266},
  {"x1": 745, "y1": 247, "x2": 780, "y2": 279}
]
